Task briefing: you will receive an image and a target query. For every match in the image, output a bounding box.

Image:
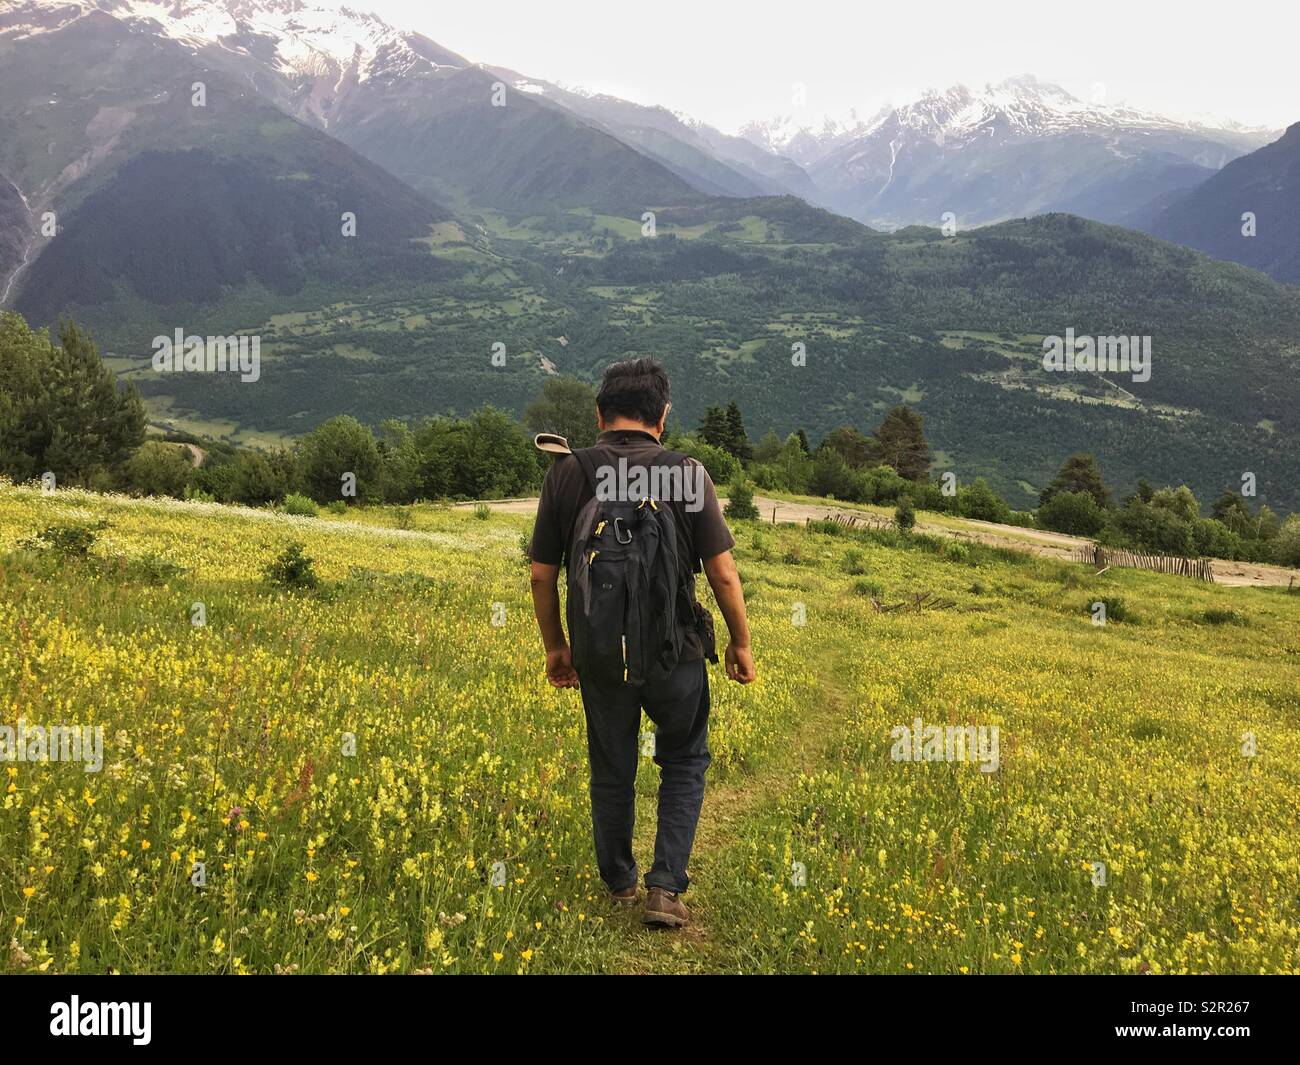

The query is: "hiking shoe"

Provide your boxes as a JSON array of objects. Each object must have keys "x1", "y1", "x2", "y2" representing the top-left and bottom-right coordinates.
[
  {"x1": 610, "y1": 885, "x2": 638, "y2": 905},
  {"x1": 644, "y1": 887, "x2": 689, "y2": 928}
]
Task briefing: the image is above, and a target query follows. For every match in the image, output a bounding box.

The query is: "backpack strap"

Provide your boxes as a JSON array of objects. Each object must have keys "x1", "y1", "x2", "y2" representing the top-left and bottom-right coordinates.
[{"x1": 571, "y1": 447, "x2": 602, "y2": 496}]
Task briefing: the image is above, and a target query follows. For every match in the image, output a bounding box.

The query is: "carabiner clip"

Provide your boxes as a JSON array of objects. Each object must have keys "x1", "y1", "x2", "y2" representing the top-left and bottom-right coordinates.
[{"x1": 613, "y1": 517, "x2": 633, "y2": 544}]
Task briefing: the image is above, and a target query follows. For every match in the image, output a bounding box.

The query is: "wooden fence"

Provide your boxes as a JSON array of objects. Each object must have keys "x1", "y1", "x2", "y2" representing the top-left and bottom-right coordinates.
[
  {"x1": 1074, "y1": 545, "x2": 1215, "y2": 582},
  {"x1": 804, "y1": 511, "x2": 895, "y2": 532}
]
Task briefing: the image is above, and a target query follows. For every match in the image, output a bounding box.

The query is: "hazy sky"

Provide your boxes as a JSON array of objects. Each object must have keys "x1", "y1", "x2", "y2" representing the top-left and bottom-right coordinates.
[{"x1": 366, "y1": 0, "x2": 1297, "y2": 133}]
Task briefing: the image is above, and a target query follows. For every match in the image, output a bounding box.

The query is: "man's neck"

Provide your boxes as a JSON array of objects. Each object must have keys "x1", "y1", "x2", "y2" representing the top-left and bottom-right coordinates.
[{"x1": 602, "y1": 420, "x2": 660, "y2": 440}]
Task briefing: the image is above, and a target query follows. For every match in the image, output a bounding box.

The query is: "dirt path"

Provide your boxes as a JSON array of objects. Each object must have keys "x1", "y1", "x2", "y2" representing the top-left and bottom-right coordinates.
[
  {"x1": 603, "y1": 642, "x2": 851, "y2": 973},
  {"x1": 458, "y1": 497, "x2": 1299, "y2": 589}
]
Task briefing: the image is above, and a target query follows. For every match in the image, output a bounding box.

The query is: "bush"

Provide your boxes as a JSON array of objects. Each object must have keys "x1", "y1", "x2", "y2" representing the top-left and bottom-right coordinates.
[
  {"x1": 1201, "y1": 608, "x2": 1247, "y2": 626},
  {"x1": 124, "y1": 441, "x2": 194, "y2": 498},
  {"x1": 1089, "y1": 596, "x2": 1131, "y2": 624},
  {"x1": 666, "y1": 433, "x2": 741, "y2": 488},
  {"x1": 858, "y1": 465, "x2": 910, "y2": 505},
  {"x1": 295, "y1": 415, "x2": 383, "y2": 504},
  {"x1": 809, "y1": 448, "x2": 856, "y2": 500},
  {"x1": 232, "y1": 449, "x2": 291, "y2": 506},
  {"x1": 725, "y1": 477, "x2": 760, "y2": 521},
  {"x1": 263, "y1": 542, "x2": 319, "y2": 591},
  {"x1": 18, "y1": 519, "x2": 109, "y2": 559},
  {"x1": 956, "y1": 478, "x2": 1011, "y2": 524},
  {"x1": 1273, "y1": 516, "x2": 1300, "y2": 568},
  {"x1": 1038, "y1": 490, "x2": 1106, "y2": 536},
  {"x1": 325, "y1": 500, "x2": 348, "y2": 515},
  {"x1": 894, "y1": 497, "x2": 916, "y2": 531},
  {"x1": 841, "y1": 546, "x2": 867, "y2": 574},
  {"x1": 1111, "y1": 500, "x2": 1193, "y2": 555},
  {"x1": 473, "y1": 502, "x2": 491, "y2": 521},
  {"x1": 281, "y1": 493, "x2": 319, "y2": 517},
  {"x1": 852, "y1": 577, "x2": 884, "y2": 597}
]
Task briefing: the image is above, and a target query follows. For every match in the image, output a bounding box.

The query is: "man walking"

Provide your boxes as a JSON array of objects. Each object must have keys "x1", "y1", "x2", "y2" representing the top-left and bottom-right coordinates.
[{"x1": 528, "y1": 357, "x2": 755, "y2": 928}]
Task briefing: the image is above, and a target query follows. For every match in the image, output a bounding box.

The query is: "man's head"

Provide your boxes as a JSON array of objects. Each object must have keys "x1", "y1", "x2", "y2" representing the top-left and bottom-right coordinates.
[{"x1": 596, "y1": 357, "x2": 670, "y2": 437}]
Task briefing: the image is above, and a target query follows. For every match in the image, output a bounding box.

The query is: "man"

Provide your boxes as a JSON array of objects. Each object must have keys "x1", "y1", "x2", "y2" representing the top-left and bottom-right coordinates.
[{"x1": 528, "y1": 357, "x2": 755, "y2": 929}]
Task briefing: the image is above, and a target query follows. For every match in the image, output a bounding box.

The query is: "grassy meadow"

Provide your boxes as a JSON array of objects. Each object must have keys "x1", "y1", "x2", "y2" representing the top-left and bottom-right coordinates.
[{"x1": 1, "y1": 482, "x2": 1297, "y2": 974}]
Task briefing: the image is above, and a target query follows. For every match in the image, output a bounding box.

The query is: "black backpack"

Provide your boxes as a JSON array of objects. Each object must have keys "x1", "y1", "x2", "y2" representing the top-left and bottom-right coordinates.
[{"x1": 565, "y1": 446, "x2": 697, "y2": 687}]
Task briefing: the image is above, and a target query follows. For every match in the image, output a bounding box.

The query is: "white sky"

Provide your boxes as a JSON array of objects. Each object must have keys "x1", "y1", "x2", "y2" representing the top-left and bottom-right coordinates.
[{"x1": 366, "y1": 0, "x2": 1298, "y2": 133}]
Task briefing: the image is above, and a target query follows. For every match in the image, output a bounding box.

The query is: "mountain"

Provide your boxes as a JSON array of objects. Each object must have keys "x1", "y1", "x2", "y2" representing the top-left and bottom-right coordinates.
[
  {"x1": 0, "y1": 173, "x2": 32, "y2": 304},
  {"x1": 0, "y1": 3, "x2": 455, "y2": 338},
  {"x1": 1145, "y1": 122, "x2": 1300, "y2": 285},
  {"x1": 0, "y1": 0, "x2": 721, "y2": 215},
  {"x1": 1, "y1": 1, "x2": 1296, "y2": 513},
  {"x1": 740, "y1": 109, "x2": 880, "y2": 168},
  {"x1": 747, "y1": 77, "x2": 1273, "y2": 230},
  {"x1": 478, "y1": 75, "x2": 811, "y2": 200}
]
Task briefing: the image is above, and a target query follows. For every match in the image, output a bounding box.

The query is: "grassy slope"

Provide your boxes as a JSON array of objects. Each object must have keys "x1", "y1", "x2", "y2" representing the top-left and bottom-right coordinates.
[{"x1": 1, "y1": 485, "x2": 1297, "y2": 974}]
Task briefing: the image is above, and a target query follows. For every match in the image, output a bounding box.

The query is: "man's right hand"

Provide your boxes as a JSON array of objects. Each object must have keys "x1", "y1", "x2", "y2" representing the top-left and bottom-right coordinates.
[{"x1": 724, "y1": 642, "x2": 755, "y2": 684}]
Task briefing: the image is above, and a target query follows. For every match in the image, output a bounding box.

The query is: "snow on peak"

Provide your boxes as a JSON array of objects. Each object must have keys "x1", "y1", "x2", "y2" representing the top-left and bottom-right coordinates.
[
  {"x1": 0, "y1": 0, "x2": 463, "y2": 83},
  {"x1": 741, "y1": 75, "x2": 1258, "y2": 163}
]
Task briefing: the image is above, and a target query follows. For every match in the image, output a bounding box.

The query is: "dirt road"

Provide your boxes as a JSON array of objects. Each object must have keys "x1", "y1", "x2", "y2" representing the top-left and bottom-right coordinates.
[{"x1": 459, "y1": 495, "x2": 1298, "y2": 590}]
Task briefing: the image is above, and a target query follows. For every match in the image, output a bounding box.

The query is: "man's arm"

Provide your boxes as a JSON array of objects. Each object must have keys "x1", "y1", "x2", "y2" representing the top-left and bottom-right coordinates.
[
  {"x1": 529, "y1": 561, "x2": 579, "y2": 689},
  {"x1": 702, "y1": 550, "x2": 756, "y2": 684}
]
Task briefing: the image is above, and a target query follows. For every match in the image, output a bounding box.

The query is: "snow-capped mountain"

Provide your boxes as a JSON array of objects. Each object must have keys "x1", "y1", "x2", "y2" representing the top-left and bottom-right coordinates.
[
  {"x1": 739, "y1": 108, "x2": 882, "y2": 168},
  {"x1": 0, "y1": 1, "x2": 1280, "y2": 239},
  {"x1": 764, "y1": 76, "x2": 1276, "y2": 229},
  {"x1": 0, "y1": 0, "x2": 472, "y2": 127}
]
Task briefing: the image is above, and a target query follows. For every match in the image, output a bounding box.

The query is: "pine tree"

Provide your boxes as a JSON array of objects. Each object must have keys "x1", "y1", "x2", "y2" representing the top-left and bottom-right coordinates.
[
  {"x1": 698, "y1": 405, "x2": 730, "y2": 451},
  {"x1": 1040, "y1": 453, "x2": 1111, "y2": 509},
  {"x1": 723, "y1": 400, "x2": 752, "y2": 461},
  {"x1": 871, "y1": 406, "x2": 930, "y2": 482}
]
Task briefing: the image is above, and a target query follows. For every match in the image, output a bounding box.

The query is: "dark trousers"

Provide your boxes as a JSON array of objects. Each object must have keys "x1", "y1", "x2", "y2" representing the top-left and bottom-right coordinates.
[{"x1": 578, "y1": 658, "x2": 711, "y2": 894}]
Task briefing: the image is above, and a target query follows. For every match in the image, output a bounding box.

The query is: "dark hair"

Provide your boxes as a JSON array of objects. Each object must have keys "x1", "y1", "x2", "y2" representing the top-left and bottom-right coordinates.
[{"x1": 596, "y1": 357, "x2": 670, "y2": 426}]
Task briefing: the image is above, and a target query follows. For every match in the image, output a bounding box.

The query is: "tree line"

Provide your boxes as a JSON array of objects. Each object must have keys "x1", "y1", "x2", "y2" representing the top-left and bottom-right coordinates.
[{"x1": 2, "y1": 312, "x2": 1297, "y2": 567}]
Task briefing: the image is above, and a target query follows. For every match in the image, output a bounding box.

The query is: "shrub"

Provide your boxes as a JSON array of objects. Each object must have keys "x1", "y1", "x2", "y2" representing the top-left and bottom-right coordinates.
[
  {"x1": 473, "y1": 502, "x2": 492, "y2": 521},
  {"x1": 263, "y1": 542, "x2": 319, "y2": 591},
  {"x1": 724, "y1": 477, "x2": 760, "y2": 521},
  {"x1": 1038, "y1": 490, "x2": 1106, "y2": 536},
  {"x1": 1201, "y1": 608, "x2": 1247, "y2": 626},
  {"x1": 852, "y1": 577, "x2": 884, "y2": 597},
  {"x1": 666, "y1": 433, "x2": 741, "y2": 488},
  {"x1": 1272, "y1": 516, "x2": 1300, "y2": 568},
  {"x1": 125, "y1": 441, "x2": 194, "y2": 498},
  {"x1": 956, "y1": 478, "x2": 1012, "y2": 524},
  {"x1": 281, "y1": 493, "x2": 319, "y2": 517},
  {"x1": 894, "y1": 497, "x2": 916, "y2": 531},
  {"x1": 325, "y1": 500, "x2": 348, "y2": 515},
  {"x1": 19, "y1": 520, "x2": 109, "y2": 559},
  {"x1": 1089, "y1": 596, "x2": 1131, "y2": 624},
  {"x1": 809, "y1": 448, "x2": 856, "y2": 501},
  {"x1": 393, "y1": 506, "x2": 415, "y2": 531},
  {"x1": 841, "y1": 546, "x2": 867, "y2": 574}
]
